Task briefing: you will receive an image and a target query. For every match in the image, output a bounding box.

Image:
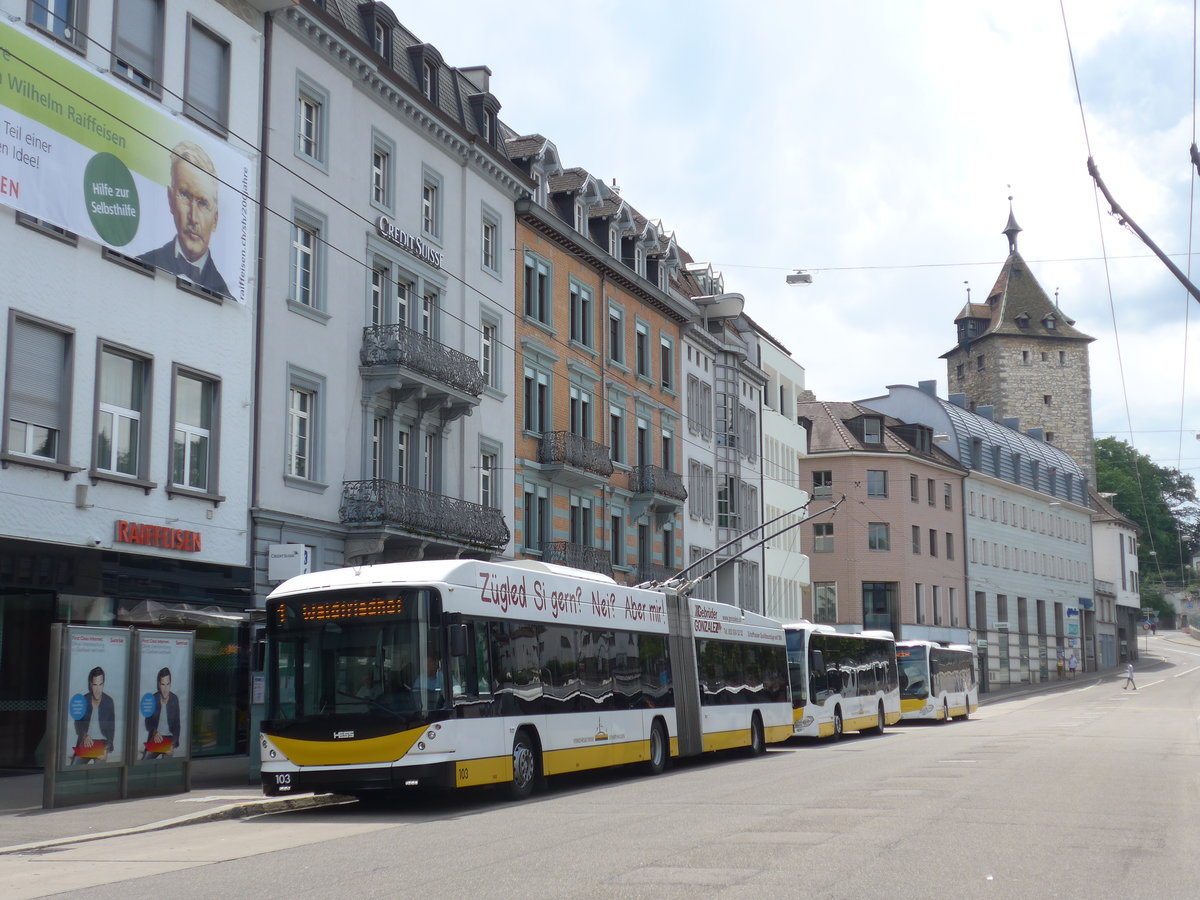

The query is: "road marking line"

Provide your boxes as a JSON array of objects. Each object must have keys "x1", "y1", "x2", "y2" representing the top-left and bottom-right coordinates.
[{"x1": 1173, "y1": 666, "x2": 1200, "y2": 678}]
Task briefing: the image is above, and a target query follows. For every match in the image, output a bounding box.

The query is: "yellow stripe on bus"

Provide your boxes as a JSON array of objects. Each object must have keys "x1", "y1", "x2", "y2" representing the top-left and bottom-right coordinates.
[
  {"x1": 454, "y1": 754, "x2": 512, "y2": 788},
  {"x1": 900, "y1": 698, "x2": 926, "y2": 713},
  {"x1": 702, "y1": 729, "x2": 751, "y2": 753},
  {"x1": 270, "y1": 725, "x2": 425, "y2": 766},
  {"x1": 542, "y1": 738, "x2": 650, "y2": 776},
  {"x1": 765, "y1": 724, "x2": 792, "y2": 744}
]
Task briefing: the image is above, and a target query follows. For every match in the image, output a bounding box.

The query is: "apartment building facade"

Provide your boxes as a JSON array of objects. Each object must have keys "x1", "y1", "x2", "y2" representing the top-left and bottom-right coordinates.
[{"x1": 0, "y1": 0, "x2": 268, "y2": 765}]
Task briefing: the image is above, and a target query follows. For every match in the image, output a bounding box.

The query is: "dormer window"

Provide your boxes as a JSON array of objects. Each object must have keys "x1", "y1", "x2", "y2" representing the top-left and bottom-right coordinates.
[
  {"x1": 1043, "y1": 314, "x2": 1057, "y2": 330},
  {"x1": 574, "y1": 201, "x2": 585, "y2": 233},
  {"x1": 373, "y1": 21, "x2": 388, "y2": 57},
  {"x1": 658, "y1": 265, "x2": 668, "y2": 291},
  {"x1": 422, "y1": 61, "x2": 436, "y2": 100},
  {"x1": 608, "y1": 228, "x2": 619, "y2": 258},
  {"x1": 482, "y1": 109, "x2": 495, "y2": 143},
  {"x1": 1015, "y1": 313, "x2": 1030, "y2": 329},
  {"x1": 634, "y1": 247, "x2": 644, "y2": 276},
  {"x1": 863, "y1": 417, "x2": 882, "y2": 443}
]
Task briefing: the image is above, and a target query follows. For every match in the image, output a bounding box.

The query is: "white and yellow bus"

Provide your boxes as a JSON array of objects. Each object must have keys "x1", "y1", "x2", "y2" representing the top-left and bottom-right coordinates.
[
  {"x1": 260, "y1": 559, "x2": 791, "y2": 799},
  {"x1": 896, "y1": 641, "x2": 978, "y2": 722},
  {"x1": 784, "y1": 623, "x2": 901, "y2": 739}
]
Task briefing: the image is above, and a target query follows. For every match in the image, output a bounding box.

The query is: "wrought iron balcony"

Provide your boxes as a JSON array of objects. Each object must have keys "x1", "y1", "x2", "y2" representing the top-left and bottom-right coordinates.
[
  {"x1": 361, "y1": 324, "x2": 485, "y2": 398},
  {"x1": 542, "y1": 541, "x2": 614, "y2": 578},
  {"x1": 628, "y1": 465, "x2": 687, "y2": 502},
  {"x1": 340, "y1": 480, "x2": 509, "y2": 552},
  {"x1": 538, "y1": 431, "x2": 613, "y2": 486},
  {"x1": 636, "y1": 563, "x2": 679, "y2": 585}
]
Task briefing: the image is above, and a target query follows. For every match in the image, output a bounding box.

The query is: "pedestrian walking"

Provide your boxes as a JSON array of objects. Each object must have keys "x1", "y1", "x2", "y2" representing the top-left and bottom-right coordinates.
[
  {"x1": 1068, "y1": 653, "x2": 1078, "y2": 680},
  {"x1": 1123, "y1": 662, "x2": 1137, "y2": 691}
]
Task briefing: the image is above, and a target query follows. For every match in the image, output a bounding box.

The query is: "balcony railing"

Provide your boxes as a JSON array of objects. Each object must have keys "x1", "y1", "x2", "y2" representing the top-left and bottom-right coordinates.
[
  {"x1": 636, "y1": 563, "x2": 679, "y2": 585},
  {"x1": 542, "y1": 541, "x2": 614, "y2": 578},
  {"x1": 361, "y1": 324, "x2": 485, "y2": 397},
  {"x1": 340, "y1": 480, "x2": 509, "y2": 551},
  {"x1": 628, "y1": 465, "x2": 687, "y2": 501},
  {"x1": 539, "y1": 432, "x2": 614, "y2": 478}
]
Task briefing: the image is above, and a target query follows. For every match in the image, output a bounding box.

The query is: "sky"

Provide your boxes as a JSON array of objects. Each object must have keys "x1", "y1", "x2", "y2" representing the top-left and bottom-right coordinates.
[{"x1": 392, "y1": 0, "x2": 1200, "y2": 479}]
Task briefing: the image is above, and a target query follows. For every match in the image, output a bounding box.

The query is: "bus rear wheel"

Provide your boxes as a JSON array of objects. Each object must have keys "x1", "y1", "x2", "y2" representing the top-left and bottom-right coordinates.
[
  {"x1": 509, "y1": 728, "x2": 539, "y2": 800},
  {"x1": 832, "y1": 707, "x2": 844, "y2": 740},
  {"x1": 866, "y1": 702, "x2": 885, "y2": 735},
  {"x1": 747, "y1": 713, "x2": 766, "y2": 756},
  {"x1": 646, "y1": 720, "x2": 668, "y2": 775}
]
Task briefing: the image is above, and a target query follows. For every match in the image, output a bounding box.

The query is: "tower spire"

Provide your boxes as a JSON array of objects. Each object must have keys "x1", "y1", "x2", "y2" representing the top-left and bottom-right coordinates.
[{"x1": 1003, "y1": 195, "x2": 1022, "y2": 254}]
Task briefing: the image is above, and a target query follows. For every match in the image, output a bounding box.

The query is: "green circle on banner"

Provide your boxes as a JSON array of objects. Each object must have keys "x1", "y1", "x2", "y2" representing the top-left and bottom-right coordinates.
[{"x1": 83, "y1": 153, "x2": 140, "y2": 246}]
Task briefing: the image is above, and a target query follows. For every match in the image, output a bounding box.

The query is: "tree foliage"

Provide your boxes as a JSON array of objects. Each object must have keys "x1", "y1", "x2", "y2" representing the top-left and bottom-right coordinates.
[{"x1": 1094, "y1": 437, "x2": 1199, "y2": 585}]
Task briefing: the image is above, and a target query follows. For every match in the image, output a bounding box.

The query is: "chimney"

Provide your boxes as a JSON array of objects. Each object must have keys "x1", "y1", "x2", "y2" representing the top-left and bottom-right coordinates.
[
  {"x1": 459, "y1": 65, "x2": 491, "y2": 93},
  {"x1": 918, "y1": 380, "x2": 937, "y2": 397},
  {"x1": 976, "y1": 405, "x2": 994, "y2": 422},
  {"x1": 1003, "y1": 417, "x2": 1020, "y2": 431}
]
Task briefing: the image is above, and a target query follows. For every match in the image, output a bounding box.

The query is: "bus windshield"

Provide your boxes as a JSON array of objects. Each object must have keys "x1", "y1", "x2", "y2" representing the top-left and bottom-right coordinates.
[
  {"x1": 268, "y1": 587, "x2": 444, "y2": 725},
  {"x1": 785, "y1": 628, "x2": 807, "y2": 705},
  {"x1": 897, "y1": 646, "x2": 928, "y2": 699}
]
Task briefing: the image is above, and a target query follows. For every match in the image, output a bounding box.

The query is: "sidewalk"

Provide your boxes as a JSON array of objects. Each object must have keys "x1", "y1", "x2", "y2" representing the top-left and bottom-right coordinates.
[
  {"x1": 1, "y1": 646, "x2": 1185, "y2": 855},
  {"x1": 0, "y1": 755, "x2": 344, "y2": 855}
]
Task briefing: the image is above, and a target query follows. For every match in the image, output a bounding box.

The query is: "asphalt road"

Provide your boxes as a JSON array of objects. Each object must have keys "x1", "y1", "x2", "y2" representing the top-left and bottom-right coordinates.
[{"x1": 5, "y1": 633, "x2": 1199, "y2": 900}]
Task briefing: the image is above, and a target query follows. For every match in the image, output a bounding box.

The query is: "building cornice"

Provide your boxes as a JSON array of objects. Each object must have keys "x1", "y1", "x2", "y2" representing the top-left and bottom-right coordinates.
[{"x1": 281, "y1": 8, "x2": 532, "y2": 200}]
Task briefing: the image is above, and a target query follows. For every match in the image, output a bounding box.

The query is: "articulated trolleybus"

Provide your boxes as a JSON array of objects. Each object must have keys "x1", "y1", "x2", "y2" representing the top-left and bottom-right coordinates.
[
  {"x1": 784, "y1": 622, "x2": 901, "y2": 739},
  {"x1": 260, "y1": 559, "x2": 791, "y2": 799},
  {"x1": 896, "y1": 640, "x2": 978, "y2": 722}
]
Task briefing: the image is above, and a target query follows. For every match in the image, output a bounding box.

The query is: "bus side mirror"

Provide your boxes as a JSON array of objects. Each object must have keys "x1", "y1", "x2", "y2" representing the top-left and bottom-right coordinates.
[{"x1": 449, "y1": 623, "x2": 468, "y2": 658}]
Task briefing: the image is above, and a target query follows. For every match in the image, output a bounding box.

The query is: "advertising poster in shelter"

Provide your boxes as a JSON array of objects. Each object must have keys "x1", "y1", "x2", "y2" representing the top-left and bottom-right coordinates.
[
  {"x1": 135, "y1": 630, "x2": 193, "y2": 763},
  {"x1": 62, "y1": 627, "x2": 130, "y2": 770},
  {"x1": 0, "y1": 21, "x2": 253, "y2": 302}
]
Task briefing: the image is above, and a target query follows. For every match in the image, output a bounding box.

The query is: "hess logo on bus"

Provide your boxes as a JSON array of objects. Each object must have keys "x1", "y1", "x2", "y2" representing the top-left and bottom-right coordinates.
[{"x1": 333, "y1": 730, "x2": 355, "y2": 739}]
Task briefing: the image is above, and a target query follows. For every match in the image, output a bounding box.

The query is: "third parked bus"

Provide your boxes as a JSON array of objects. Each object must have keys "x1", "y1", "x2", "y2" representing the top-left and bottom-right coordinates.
[{"x1": 896, "y1": 640, "x2": 978, "y2": 722}]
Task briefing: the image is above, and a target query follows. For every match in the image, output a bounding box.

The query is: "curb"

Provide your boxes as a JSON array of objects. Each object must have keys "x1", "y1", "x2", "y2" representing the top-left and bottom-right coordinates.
[{"x1": 0, "y1": 792, "x2": 354, "y2": 856}]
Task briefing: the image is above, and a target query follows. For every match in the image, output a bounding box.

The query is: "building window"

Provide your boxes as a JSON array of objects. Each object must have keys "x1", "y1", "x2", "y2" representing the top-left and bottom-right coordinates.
[
  {"x1": 371, "y1": 141, "x2": 391, "y2": 209},
  {"x1": 369, "y1": 415, "x2": 385, "y2": 479},
  {"x1": 569, "y1": 495, "x2": 593, "y2": 546},
  {"x1": 481, "y1": 213, "x2": 499, "y2": 273},
  {"x1": 660, "y1": 337, "x2": 675, "y2": 390},
  {"x1": 863, "y1": 417, "x2": 882, "y2": 443},
  {"x1": 421, "y1": 170, "x2": 442, "y2": 240},
  {"x1": 660, "y1": 428, "x2": 674, "y2": 472},
  {"x1": 573, "y1": 201, "x2": 585, "y2": 233},
  {"x1": 569, "y1": 386, "x2": 592, "y2": 439},
  {"x1": 813, "y1": 582, "x2": 837, "y2": 624},
  {"x1": 420, "y1": 289, "x2": 437, "y2": 338},
  {"x1": 96, "y1": 348, "x2": 148, "y2": 477},
  {"x1": 395, "y1": 427, "x2": 408, "y2": 484},
  {"x1": 523, "y1": 254, "x2": 551, "y2": 324},
  {"x1": 635, "y1": 322, "x2": 651, "y2": 378},
  {"x1": 114, "y1": 0, "x2": 163, "y2": 92},
  {"x1": 955, "y1": 363, "x2": 964, "y2": 380},
  {"x1": 184, "y1": 19, "x2": 229, "y2": 133},
  {"x1": 609, "y1": 406, "x2": 625, "y2": 463},
  {"x1": 933, "y1": 585, "x2": 942, "y2": 625},
  {"x1": 480, "y1": 452, "x2": 496, "y2": 507},
  {"x1": 480, "y1": 321, "x2": 498, "y2": 388},
  {"x1": 5, "y1": 315, "x2": 72, "y2": 463},
  {"x1": 1043, "y1": 394, "x2": 1052, "y2": 406},
  {"x1": 296, "y1": 86, "x2": 324, "y2": 163},
  {"x1": 421, "y1": 60, "x2": 437, "y2": 101},
  {"x1": 287, "y1": 386, "x2": 315, "y2": 479},
  {"x1": 372, "y1": 19, "x2": 389, "y2": 57},
  {"x1": 868, "y1": 522, "x2": 890, "y2": 551},
  {"x1": 976, "y1": 354, "x2": 985, "y2": 371},
  {"x1": 611, "y1": 513, "x2": 624, "y2": 567},
  {"x1": 171, "y1": 370, "x2": 216, "y2": 492},
  {"x1": 867, "y1": 469, "x2": 888, "y2": 498},
  {"x1": 422, "y1": 432, "x2": 439, "y2": 493},
  {"x1": 1059, "y1": 350, "x2": 1067, "y2": 366},
  {"x1": 608, "y1": 306, "x2": 624, "y2": 364},
  {"x1": 569, "y1": 281, "x2": 594, "y2": 347},
  {"x1": 944, "y1": 483, "x2": 953, "y2": 510},
  {"x1": 717, "y1": 475, "x2": 739, "y2": 530},
  {"x1": 812, "y1": 470, "x2": 832, "y2": 499},
  {"x1": 929, "y1": 528, "x2": 938, "y2": 557},
  {"x1": 911, "y1": 525, "x2": 921, "y2": 554},
  {"x1": 523, "y1": 368, "x2": 549, "y2": 434},
  {"x1": 290, "y1": 218, "x2": 319, "y2": 308},
  {"x1": 522, "y1": 484, "x2": 550, "y2": 552},
  {"x1": 927, "y1": 478, "x2": 935, "y2": 506},
  {"x1": 30, "y1": 0, "x2": 87, "y2": 51},
  {"x1": 945, "y1": 532, "x2": 954, "y2": 560},
  {"x1": 813, "y1": 522, "x2": 833, "y2": 552}
]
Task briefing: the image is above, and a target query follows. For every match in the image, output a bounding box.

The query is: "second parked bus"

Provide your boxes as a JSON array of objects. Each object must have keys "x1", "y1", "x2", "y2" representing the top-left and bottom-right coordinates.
[{"x1": 896, "y1": 640, "x2": 978, "y2": 722}]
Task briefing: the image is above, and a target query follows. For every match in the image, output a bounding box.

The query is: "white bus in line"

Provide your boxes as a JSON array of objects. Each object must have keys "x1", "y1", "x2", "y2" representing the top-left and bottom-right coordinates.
[
  {"x1": 784, "y1": 622, "x2": 902, "y2": 739},
  {"x1": 259, "y1": 559, "x2": 792, "y2": 800},
  {"x1": 896, "y1": 640, "x2": 978, "y2": 721}
]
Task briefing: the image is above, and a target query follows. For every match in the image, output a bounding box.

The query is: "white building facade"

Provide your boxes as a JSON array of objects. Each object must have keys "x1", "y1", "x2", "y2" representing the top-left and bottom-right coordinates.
[
  {"x1": 0, "y1": 0, "x2": 268, "y2": 765},
  {"x1": 253, "y1": 3, "x2": 525, "y2": 600},
  {"x1": 755, "y1": 327, "x2": 810, "y2": 623}
]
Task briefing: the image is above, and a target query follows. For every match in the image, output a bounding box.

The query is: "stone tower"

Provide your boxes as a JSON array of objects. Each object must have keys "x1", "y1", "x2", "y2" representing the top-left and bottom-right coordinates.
[{"x1": 941, "y1": 209, "x2": 1097, "y2": 484}]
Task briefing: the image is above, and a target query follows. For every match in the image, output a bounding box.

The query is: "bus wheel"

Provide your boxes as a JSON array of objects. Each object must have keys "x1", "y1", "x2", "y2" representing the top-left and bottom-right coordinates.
[
  {"x1": 832, "y1": 707, "x2": 844, "y2": 740},
  {"x1": 867, "y1": 702, "x2": 885, "y2": 735},
  {"x1": 747, "y1": 713, "x2": 766, "y2": 756},
  {"x1": 646, "y1": 720, "x2": 669, "y2": 775},
  {"x1": 509, "y1": 729, "x2": 539, "y2": 800}
]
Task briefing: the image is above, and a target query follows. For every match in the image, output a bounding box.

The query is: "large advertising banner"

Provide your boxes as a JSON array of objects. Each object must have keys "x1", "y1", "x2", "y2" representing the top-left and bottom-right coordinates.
[
  {"x1": 135, "y1": 630, "x2": 193, "y2": 762},
  {"x1": 0, "y1": 22, "x2": 252, "y2": 302},
  {"x1": 61, "y1": 626, "x2": 131, "y2": 771}
]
